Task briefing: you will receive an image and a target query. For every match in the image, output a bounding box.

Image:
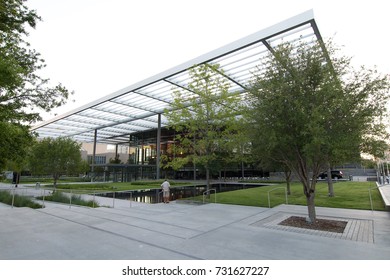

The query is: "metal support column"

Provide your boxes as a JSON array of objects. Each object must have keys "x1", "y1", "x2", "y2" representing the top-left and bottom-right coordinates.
[
  {"x1": 156, "y1": 113, "x2": 161, "y2": 180},
  {"x1": 92, "y1": 129, "x2": 97, "y2": 182}
]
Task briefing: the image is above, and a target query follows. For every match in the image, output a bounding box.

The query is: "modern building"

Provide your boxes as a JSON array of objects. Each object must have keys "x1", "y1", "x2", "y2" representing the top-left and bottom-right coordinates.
[{"x1": 32, "y1": 10, "x2": 326, "y2": 182}]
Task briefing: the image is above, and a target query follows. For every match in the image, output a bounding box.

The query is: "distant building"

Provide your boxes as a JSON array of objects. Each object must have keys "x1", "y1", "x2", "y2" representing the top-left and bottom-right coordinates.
[{"x1": 82, "y1": 143, "x2": 129, "y2": 164}]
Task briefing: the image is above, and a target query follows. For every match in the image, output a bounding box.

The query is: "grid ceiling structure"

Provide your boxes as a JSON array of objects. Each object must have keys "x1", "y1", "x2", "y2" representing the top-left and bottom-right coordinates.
[{"x1": 32, "y1": 10, "x2": 324, "y2": 145}]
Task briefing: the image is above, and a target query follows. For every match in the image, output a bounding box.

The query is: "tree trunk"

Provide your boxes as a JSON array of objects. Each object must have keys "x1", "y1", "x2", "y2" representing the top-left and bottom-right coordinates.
[
  {"x1": 206, "y1": 167, "x2": 210, "y2": 199},
  {"x1": 327, "y1": 166, "x2": 335, "y2": 197},
  {"x1": 286, "y1": 180, "x2": 291, "y2": 195},
  {"x1": 298, "y1": 167, "x2": 317, "y2": 223},
  {"x1": 291, "y1": 150, "x2": 317, "y2": 223},
  {"x1": 193, "y1": 161, "x2": 196, "y2": 181},
  {"x1": 241, "y1": 161, "x2": 245, "y2": 180},
  {"x1": 14, "y1": 172, "x2": 20, "y2": 188},
  {"x1": 306, "y1": 192, "x2": 316, "y2": 223},
  {"x1": 53, "y1": 173, "x2": 58, "y2": 192},
  {"x1": 283, "y1": 168, "x2": 292, "y2": 195}
]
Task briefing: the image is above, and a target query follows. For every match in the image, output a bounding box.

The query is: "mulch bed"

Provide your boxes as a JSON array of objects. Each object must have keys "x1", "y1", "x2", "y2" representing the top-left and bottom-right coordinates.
[{"x1": 279, "y1": 216, "x2": 347, "y2": 233}]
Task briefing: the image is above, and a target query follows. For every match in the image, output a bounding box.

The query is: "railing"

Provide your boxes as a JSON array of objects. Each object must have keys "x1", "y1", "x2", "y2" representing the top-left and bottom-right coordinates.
[
  {"x1": 11, "y1": 188, "x2": 15, "y2": 208},
  {"x1": 369, "y1": 182, "x2": 381, "y2": 212},
  {"x1": 267, "y1": 187, "x2": 288, "y2": 208},
  {"x1": 0, "y1": 186, "x2": 46, "y2": 208},
  {"x1": 0, "y1": 185, "x2": 126, "y2": 209},
  {"x1": 158, "y1": 190, "x2": 163, "y2": 203},
  {"x1": 203, "y1": 189, "x2": 216, "y2": 204},
  {"x1": 128, "y1": 191, "x2": 133, "y2": 208}
]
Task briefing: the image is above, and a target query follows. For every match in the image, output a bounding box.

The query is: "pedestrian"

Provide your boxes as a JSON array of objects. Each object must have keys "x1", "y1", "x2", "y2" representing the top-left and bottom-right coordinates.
[{"x1": 161, "y1": 179, "x2": 170, "y2": 203}]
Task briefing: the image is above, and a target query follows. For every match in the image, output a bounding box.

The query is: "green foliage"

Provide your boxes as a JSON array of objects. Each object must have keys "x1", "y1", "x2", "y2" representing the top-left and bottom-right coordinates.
[
  {"x1": 7, "y1": 176, "x2": 91, "y2": 184},
  {"x1": 79, "y1": 160, "x2": 91, "y2": 174},
  {"x1": 130, "y1": 181, "x2": 164, "y2": 186},
  {"x1": 46, "y1": 184, "x2": 113, "y2": 190},
  {"x1": 109, "y1": 154, "x2": 122, "y2": 164},
  {"x1": 0, "y1": 190, "x2": 43, "y2": 208},
  {"x1": 164, "y1": 64, "x2": 244, "y2": 185},
  {"x1": 129, "y1": 180, "x2": 186, "y2": 186},
  {"x1": 0, "y1": 0, "x2": 72, "y2": 124},
  {"x1": 41, "y1": 191, "x2": 99, "y2": 208},
  {"x1": 360, "y1": 158, "x2": 377, "y2": 169},
  {"x1": 247, "y1": 38, "x2": 390, "y2": 221},
  {"x1": 0, "y1": 0, "x2": 72, "y2": 170},
  {"x1": 28, "y1": 137, "x2": 83, "y2": 186},
  {"x1": 0, "y1": 122, "x2": 32, "y2": 170}
]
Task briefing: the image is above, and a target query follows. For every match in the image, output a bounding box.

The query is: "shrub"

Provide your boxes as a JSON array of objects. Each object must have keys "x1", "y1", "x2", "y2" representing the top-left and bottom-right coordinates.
[
  {"x1": 0, "y1": 190, "x2": 43, "y2": 209},
  {"x1": 40, "y1": 191, "x2": 99, "y2": 208}
]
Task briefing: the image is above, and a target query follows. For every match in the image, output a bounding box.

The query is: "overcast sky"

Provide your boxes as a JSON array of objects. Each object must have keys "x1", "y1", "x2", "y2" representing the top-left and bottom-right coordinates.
[{"x1": 26, "y1": 0, "x2": 390, "y2": 122}]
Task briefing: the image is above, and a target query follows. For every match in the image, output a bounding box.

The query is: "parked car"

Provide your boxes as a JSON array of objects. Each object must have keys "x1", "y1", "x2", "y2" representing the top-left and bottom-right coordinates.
[{"x1": 318, "y1": 170, "x2": 343, "y2": 179}]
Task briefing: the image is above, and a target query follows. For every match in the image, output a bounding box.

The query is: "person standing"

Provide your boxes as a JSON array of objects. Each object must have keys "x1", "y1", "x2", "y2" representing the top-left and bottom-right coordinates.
[{"x1": 160, "y1": 179, "x2": 171, "y2": 203}]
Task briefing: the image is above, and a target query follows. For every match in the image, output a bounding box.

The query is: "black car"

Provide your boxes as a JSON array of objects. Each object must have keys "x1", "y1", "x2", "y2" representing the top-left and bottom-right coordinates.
[{"x1": 318, "y1": 170, "x2": 343, "y2": 179}]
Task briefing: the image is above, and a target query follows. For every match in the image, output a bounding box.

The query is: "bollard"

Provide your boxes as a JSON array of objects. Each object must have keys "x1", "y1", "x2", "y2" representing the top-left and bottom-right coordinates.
[
  {"x1": 69, "y1": 189, "x2": 72, "y2": 209},
  {"x1": 11, "y1": 188, "x2": 15, "y2": 208},
  {"x1": 42, "y1": 188, "x2": 45, "y2": 207}
]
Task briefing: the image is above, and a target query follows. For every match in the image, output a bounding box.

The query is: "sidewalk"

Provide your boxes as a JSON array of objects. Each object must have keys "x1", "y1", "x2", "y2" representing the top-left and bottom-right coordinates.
[
  {"x1": 379, "y1": 184, "x2": 390, "y2": 210},
  {"x1": 0, "y1": 194, "x2": 389, "y2": 259}
]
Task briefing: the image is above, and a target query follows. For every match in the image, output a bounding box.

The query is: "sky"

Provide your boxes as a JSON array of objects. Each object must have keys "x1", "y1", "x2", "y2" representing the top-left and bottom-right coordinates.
[{"x1": 26, "y1": 0, "x2": 390, "y2": 122}]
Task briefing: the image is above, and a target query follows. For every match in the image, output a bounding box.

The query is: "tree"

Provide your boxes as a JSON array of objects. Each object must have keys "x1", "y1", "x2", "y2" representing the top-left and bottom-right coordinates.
[
  {"x1": 109, "y1": 154, "x2": 122, "y2": 164},
  {"x1": 247, "y1": 39, "x2": 389, "y2": 222},
  {"x1": 0, "y1": 122, "x2": 32, "y2": 168},
  {"x1": 221, "y1": 116, "x2": 253, "y2": 180},
  {"x1": 0, "y1": 122, "x2": 32, "y2": 175},
  {"x1": 163, "y1": 64, "x2": 242, "y2": 192},
  {"x1": 28, "y1": 137, "x2": 83, "y2": 188},
  {"x1": 0, "y1": 0, "x2": 71, "y2": 169},
  {"x1": 0, "y1": 0, "x2": 71, "y2": 123}
]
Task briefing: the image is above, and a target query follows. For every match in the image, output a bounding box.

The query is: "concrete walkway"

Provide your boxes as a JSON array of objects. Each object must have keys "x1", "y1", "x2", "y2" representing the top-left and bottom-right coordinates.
[
  {"x1": 0, "y1": 192, "x2": 389, "y2": 259},
  {"x1": 379, "y1": 184, "x2": 390, "y2": 210}
]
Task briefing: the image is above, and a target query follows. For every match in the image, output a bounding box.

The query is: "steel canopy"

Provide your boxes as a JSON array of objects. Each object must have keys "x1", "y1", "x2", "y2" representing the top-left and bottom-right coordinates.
[{"x1": 32, "y1": 10, "x2": 324, "y2": 145}]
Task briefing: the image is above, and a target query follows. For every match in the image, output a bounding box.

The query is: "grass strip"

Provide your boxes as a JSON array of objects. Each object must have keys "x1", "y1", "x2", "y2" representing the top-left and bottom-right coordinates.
[{"x1": 195, "y1": 181, "x2": 385, "y2": 211}]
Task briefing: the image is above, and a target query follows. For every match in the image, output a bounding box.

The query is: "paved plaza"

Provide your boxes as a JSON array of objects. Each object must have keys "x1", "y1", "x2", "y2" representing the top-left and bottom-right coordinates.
[{"x1": 0, "y1": 185, "x2": 389, "y2": 260}]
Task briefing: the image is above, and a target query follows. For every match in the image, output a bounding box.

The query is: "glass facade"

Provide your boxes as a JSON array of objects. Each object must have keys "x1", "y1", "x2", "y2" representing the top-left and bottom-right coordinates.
[{"x1": 89, "y1": 127, "x2": 268, "y2": 182}]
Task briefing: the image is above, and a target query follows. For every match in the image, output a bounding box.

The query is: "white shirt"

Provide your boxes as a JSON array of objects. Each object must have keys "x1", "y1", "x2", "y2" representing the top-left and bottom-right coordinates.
[{"x1": 161, "y1": 181, "x2": 170, "y2": 191}]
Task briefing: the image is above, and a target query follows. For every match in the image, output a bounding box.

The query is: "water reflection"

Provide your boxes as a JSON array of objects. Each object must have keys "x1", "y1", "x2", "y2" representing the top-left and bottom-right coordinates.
[{"x1": 96, "y1": 183, "x2": 265, "y2": 204}]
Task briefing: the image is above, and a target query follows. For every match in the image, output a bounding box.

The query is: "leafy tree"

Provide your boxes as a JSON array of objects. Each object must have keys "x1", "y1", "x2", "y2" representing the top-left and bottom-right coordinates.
[
  {"x1": 164, "y1": 64, "x2": 242, "y2": 191},
  {"x1": 79, "y1": 160, "x2": 91, "y2": 176},
  {"x1": 247, "y1": 39, "x2": 389, "y2": 222},
  {"x1": 0, "y1": 0, "x2": 71, "y2": 123},
  {"x1": 0, "y1": 0, "x2": 71, "y2": 169},
  {"x1": 109, "y1": 154, "x2": 122, "y2": 164},
  {"x1": 28, "y1": 137, "x2": 83, "y2": 188},
  {"x1": 0, "y1": 122, "x2": 33, "y2": 171},
  {"x1": 221, "y1": 116, "x2": 252, "y2": 179}
]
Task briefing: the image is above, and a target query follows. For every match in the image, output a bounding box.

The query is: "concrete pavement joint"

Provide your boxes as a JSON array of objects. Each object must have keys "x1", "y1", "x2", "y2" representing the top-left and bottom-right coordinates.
[
  {"x1": 63, "y1": 207, "x2": 203, "y2": 238},
  {"x1": 188, "y1": 209, "x2": 267, "y2": 239},
  {"x1": 36, "y1": 209, "x2": 203, "y2": 260}
]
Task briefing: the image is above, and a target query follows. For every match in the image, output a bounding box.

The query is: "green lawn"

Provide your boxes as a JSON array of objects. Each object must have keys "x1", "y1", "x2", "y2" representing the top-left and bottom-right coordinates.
[
  {"x1": 43, "y1": 180, "x2": 385, "y2": 211},
  {"x1": 201, "y1": 181, "x2": 385, "y2": 211},
  {"x1": 4, "y1": 179, "x2": 384, "y2": 211},
  {"x1": 43, "y1": 180, "x2": 193, "y2": 193}
]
